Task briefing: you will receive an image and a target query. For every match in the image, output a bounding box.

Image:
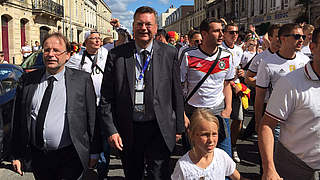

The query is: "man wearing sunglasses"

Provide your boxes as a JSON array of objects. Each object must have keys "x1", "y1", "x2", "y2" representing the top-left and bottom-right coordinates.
[
  {"x1": 221, "y1": 23, "x2": 244, "y2": 163},
  {"x1": 255, "y1": 23, "x2": 310, "y2": 144},
  {"x1": 259, "y1": 27, "x2": 320, "y2": 180},
  {"x1": 178, "y1": 31, "x2": 202, "y2": 65}
]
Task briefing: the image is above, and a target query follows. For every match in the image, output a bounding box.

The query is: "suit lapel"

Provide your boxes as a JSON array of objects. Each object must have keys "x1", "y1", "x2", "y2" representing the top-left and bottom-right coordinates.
[
  {"x1": 125, "y1": 42, "x2": 136, "y2": 104},
  {"x1": 152, "y1": 41, "x2": 160, "y2": 96},
  {"x1": 65, "y1": 67, "x2": 75, "y2": 113},
  {"x1": 25, "y1": 68, "x2": 45, "y2": 136}
]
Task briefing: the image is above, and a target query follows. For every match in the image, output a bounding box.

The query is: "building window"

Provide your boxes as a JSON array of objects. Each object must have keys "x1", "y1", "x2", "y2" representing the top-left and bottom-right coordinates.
[
  {"x1": 20, "y1": 19, "x2": 27, "y2": 47},
  {"x1": 281, "y1": 0, "x2": 289, "y2": 10},
  {"x1": 235, "y1": 0, "x2": 239, "y2": 18},
  {"x1": 271, "y1": 0, "x2": 276, "y2": 11},
  {"x1": 242, "y1": 0, "x2": 246, "y2": 11},
  {"x1": 259, "y1": 0, "x2": 264, "y2": 14},
  {"x1": 251, "y1": 0, "x2": 254, "y2": 16}
]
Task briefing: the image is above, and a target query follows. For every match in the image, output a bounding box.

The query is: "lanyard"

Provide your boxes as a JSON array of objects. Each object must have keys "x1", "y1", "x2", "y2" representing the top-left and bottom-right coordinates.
[{"x1": 135, "y1": 51, "x2": 152, "y2": 81}]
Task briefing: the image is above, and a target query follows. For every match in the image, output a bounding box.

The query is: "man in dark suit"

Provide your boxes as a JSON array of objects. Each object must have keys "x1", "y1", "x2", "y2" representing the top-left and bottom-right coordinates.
[
  {"x1": 99, "y1": 6, "x2": 185, "y2": 180},
  {"x1": 11, "y1": 33, "x2": 100, "y2": 179}
]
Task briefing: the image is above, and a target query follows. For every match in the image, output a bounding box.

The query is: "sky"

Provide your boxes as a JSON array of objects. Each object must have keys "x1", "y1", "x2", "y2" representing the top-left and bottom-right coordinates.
[{"x1": 105, "y1": 0, "x2": 194, "y2": 32}]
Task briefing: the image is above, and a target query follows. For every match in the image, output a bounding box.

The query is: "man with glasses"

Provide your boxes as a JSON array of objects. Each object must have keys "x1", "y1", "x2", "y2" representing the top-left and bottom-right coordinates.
[
  {"x1": 99, "y1": 6, "x2": 184, "y2": 179},
  {"x1": 66, "y1": 30, "x2": 109, "y2": 179},
  {"x1": 259, "y1": 27, "x2": 320, "y2": 180},
  {"x1": 221, "y1": 23, "x2": 244, "y2": 163},
  {"x1": 11, "y1": 32, "x2": 100, "y2": 179},
  {"x1": 255, "y1": 23, "x2": 310, "y2": 143}
]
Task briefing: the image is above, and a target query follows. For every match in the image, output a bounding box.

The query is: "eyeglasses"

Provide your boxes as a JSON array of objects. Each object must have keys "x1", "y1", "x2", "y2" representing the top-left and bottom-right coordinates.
[
  {"x1": 195, "y1": 40, "x2": 202, "y2": 44},
  {"x1": 88, "y1": 37, "x2": 102, "y2": 41},
  {"x1": 134, "y1": 22, "x2": 154, "y2": 28},
  {"x1": 226, "y1": 31, "x2": 239, "y2": 35},
  {"x1": 43, "y1": 49, "x2": 67, "y2": 56},
  {"x1": 284, "y1": 34, "x2": 306, "y2": 40}
]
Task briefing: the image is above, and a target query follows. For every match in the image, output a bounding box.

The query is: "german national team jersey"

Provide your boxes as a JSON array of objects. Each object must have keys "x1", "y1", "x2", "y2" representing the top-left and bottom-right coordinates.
[
  {"x1": 181, "y1": 47, "x2": 235, "y2": 108},
  {"x1": 256, "y1": 51, "x2": 310, "y2": 99},
  {"x1": 248, "y1": 48, "x2": 274, "y2": 73},
  {"x1": 240, "y1": 50, "x2": 257, "y2": 69},
  {"x1": 221, "y1": 42, "x2": 243, "y2": 67}
]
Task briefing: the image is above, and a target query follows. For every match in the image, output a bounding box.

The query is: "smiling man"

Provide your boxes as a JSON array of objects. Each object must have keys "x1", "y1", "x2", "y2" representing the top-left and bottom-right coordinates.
[
  {"x1": 11, "y1": 33, "x2": 100, "y2": 179},
  {"x1": 99, "y1": 6, "x2": 184, "y2": 179}
]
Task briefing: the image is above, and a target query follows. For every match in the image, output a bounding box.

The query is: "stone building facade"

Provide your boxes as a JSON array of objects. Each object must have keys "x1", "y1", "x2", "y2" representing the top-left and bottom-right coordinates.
[
  {"x1": 164, "y1": 5, "x2": 194, "y2": 35},
  {"x1": 0, "y1": 0, "x2": 112, "y2": 64}
]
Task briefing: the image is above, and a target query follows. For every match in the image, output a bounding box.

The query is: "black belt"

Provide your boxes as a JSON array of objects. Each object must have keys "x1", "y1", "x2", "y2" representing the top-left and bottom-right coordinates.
[{"x1": 31, "y1": 144, "x2": 74, "y2": 155}]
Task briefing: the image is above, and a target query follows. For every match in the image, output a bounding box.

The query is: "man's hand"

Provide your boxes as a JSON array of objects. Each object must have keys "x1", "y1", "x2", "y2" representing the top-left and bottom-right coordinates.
[
  {"x1": 108, "y1": 133, "x2": 123, "y2": 151},
  {"x1": 262, "y1": 169, "x2": 283, "y2": 180},
  {"x1": 12, "y1": 160, "x2": 23, "y2": 176},
  {"x1": 184, "y1": 112, "x2": 190, "y2": 129},
  {"x1": 110, "y1": 18, "x2": 120, "y2": 28},
  {"x1": 237, "y1": 69, "x2": 245, "y2": 77},
  {"x1": 221, "y1": 108, "x2": 232, "y2": 118},
  {"x1": 176, "y1": 134, "x2": 182, "y2": 142},
  {"x1": 88, "y1": 158, "x2": 98, "y2": 169}
]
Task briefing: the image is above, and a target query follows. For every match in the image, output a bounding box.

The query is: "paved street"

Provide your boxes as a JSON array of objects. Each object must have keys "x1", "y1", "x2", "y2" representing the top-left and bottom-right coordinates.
[{"x1": 0, "y1": 108, "x2": 261, "y2": 180}]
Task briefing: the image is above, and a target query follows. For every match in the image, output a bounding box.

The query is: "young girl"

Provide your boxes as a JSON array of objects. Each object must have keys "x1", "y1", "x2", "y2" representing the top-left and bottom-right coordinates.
[{"x1": 171, "y1": 109, "x2": 249, "y2": 180}]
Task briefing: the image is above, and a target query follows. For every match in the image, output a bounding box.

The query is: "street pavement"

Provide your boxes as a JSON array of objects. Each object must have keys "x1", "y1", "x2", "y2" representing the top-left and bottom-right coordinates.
[{"x1": 0, "y1": 108, "x2": 261, "y2": 180}]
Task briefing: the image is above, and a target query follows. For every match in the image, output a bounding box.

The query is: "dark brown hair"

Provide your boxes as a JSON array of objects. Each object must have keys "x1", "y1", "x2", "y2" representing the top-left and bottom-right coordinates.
[
  {"x1": 268, "y1": 24, "x2": 281, "y2": 37},
  {"x1": 42, "y1": 32, "x2": 71, "y2": 52},
  {"x1": 200, "y1": 17, "x2": 222, "y2": 33},
  {"x1": 134, "y1": 6, "x2": 157, "y2": 23}
]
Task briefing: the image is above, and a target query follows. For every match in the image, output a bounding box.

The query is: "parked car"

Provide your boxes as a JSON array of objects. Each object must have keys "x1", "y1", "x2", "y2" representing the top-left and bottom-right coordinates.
[
  {"x1": 0, "y1": 64, "x2": 23, "y2": 161},
  {"x1": 20, "y1": 51, "x2": 44, "y2": 72}
]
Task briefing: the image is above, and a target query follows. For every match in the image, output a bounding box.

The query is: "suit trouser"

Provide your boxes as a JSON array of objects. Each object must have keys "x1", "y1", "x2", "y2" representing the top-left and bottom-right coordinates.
[
  {"x1": 31, "y1": 145, "x2": 83, "y2": 180},
  {"x1": 120, "y1": 121, "x2": 171, "y2": 180}
]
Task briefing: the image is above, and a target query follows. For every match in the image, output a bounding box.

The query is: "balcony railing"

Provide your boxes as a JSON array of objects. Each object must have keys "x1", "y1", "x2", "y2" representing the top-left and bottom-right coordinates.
[{"x1": 32, "y1": 0, "x2": 64, "y2": 17}]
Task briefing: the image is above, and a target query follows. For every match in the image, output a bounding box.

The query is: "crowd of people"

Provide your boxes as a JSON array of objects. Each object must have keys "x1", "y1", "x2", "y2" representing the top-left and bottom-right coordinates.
[{"x1": 2, "y1": 4, "x2": 319, "y2": 180}]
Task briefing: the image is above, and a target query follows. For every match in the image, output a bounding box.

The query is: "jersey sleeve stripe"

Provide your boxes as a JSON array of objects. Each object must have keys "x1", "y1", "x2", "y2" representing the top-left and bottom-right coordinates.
[
  {"x1": 248, "y1": 69, "x2": 257, "y2": 73},
  {"x1": 265, "y1": 111, "x2": 285, "y2": 122},
  {"x1": 256, "y1": 85, "x2": 268, "y2": 89}
]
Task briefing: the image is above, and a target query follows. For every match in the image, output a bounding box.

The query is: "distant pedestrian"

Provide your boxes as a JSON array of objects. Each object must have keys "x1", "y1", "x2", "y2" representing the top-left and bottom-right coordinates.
[
  {"x1": 33, "y1": 41, "x2": 42, "y2": 52},
  {"x1": 21, "y1": 41, "x2": 32, "y2": 61},
  {"x1": 0, "y1": 51, "x2": 7, "y2": 64}
]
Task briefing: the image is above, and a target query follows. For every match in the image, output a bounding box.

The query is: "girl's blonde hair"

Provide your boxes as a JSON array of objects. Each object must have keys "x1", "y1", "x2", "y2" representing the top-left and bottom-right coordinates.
[{"x1": 188, "y1": 108, "x2": 219, "y2": 147}]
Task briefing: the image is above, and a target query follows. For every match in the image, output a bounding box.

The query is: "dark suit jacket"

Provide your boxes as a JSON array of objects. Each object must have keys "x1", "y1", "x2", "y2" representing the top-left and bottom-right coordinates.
[
  {"x1": 11, "y1": 67, "x2": 100, "y2": 171},
  {"x1": 99, "y1": 40, "x2": 184, "y2": 152}
]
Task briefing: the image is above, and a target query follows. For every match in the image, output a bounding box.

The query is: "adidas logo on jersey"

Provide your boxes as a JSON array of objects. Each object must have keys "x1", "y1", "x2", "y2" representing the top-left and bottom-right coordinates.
[
  {"x1": 196, "y1": 63, "x2": 202, "y2": 68},
  {"x1": 279, "y1": 69, "x2": 286, "y2": 73}
]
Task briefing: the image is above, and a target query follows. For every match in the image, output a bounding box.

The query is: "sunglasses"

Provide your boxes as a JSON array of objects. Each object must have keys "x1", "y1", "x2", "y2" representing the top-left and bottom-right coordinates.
[
  {"x1": 226, "y1": 31, "x2": 239, "y2": 35},
  {"x1": 195, "y1": 40, "x2": 202, "y2": 44},
  {"x1": 284, "y1": 34, "x2": 306, "y2": 40}
]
